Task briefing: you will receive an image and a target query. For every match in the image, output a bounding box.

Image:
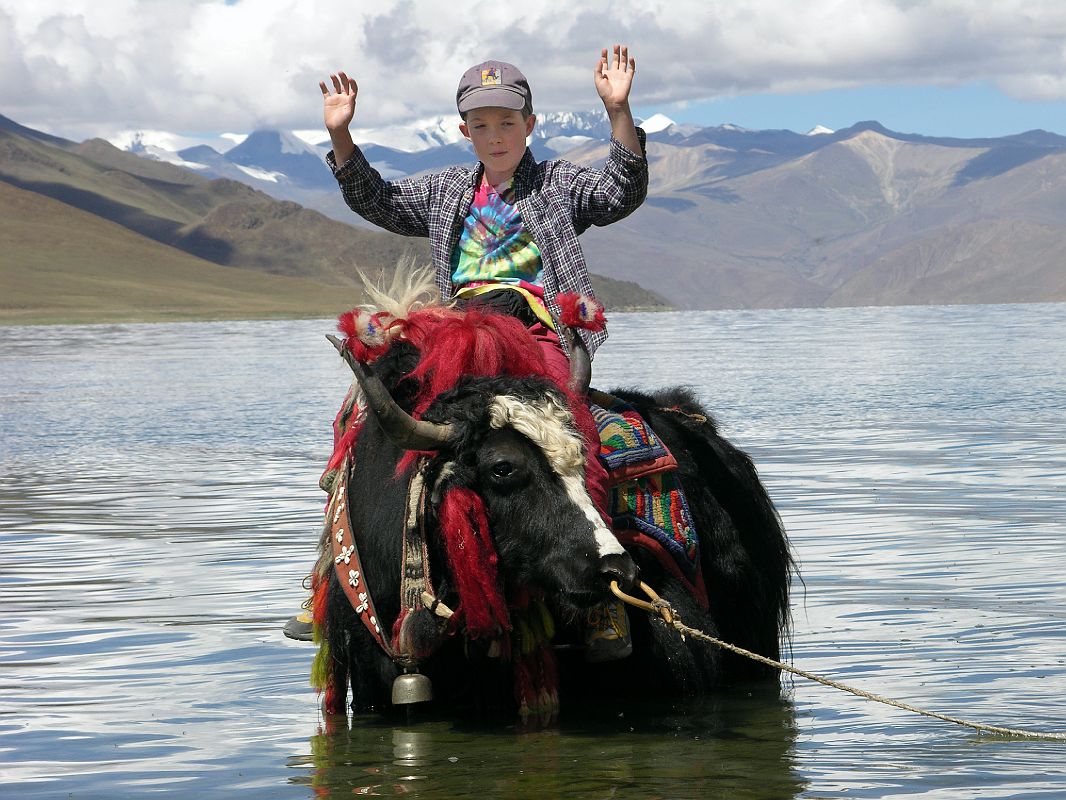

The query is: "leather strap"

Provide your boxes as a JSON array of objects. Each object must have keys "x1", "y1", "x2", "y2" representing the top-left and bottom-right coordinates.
[
  {"x1": 329, "y1": 459, "x2": 443, "y2": 667},
  {"x1": 329, "y1": 465, "x2": 410, "y2": 665}
]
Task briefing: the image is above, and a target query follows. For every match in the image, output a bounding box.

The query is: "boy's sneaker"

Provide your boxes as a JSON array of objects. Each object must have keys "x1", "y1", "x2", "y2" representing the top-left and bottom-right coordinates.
[
  {"x1": 584, "y1": 599, "x2": 633, "y2": 662},
  {"x1": 283, "y1": 599, "x2": 314, "y2": 642}
]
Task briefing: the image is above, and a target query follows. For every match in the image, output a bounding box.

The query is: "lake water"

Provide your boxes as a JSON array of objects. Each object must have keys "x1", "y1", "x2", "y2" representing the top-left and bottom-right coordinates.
[{"x1": 1, "y1": 303, "x2": 1064, "y2": 799}]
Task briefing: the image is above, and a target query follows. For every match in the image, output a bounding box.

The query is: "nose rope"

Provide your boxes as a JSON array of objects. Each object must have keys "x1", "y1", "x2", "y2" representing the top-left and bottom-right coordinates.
[
  {"x1": 608, "y1": 580, "x2": 673, "y2": 624},
  {"x1": 608, "y1": 581, "x2": 1066, "y2": 741}
]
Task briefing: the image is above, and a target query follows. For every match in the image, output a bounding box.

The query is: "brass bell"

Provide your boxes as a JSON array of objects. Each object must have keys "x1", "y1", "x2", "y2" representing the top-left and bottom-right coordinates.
[{"x1": 392, "y1": 669, "x2": 433, "y2": 705}]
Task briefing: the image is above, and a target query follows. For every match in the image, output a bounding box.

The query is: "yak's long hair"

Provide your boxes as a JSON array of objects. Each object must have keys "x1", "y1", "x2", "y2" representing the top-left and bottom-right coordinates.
[
  {"x1": 401, "y1": 309, "x2": 552, "y2": 417},
  {"x1": 357, "y1": 259, "x2": 439, "y2": 321},
  {"x1": 338, "y1": 267, "x2": 557, "y2": 417}
]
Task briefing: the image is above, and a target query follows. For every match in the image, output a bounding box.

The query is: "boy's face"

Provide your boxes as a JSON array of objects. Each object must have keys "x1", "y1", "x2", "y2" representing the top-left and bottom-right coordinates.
[{"x1": 459, "y1": 106, "x2": 536, "y2": 182}]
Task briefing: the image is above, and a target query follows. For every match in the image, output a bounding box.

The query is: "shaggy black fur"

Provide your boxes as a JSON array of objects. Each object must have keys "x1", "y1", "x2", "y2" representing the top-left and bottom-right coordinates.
[
  {"x1": 563, "y1": 386, "x2": 793, "y2": 700},
  {"x1": 326, "y1": 346, "x2": 792, "y2": 713}
]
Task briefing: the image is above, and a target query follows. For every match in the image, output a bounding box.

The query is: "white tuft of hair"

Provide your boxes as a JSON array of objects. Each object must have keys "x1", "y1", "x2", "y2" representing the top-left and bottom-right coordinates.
[
  {"x1": 488, "y1": 394, "x2": 624, "y2": 558},
  {"x1": 357, "y1": 257, "x2": 440, "y2": 321}
]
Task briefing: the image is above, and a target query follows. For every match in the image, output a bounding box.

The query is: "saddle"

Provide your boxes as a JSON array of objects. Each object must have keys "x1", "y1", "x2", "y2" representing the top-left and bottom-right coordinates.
[{"x1": 588, "y1": 390, "x2": 708, "y2": 609}]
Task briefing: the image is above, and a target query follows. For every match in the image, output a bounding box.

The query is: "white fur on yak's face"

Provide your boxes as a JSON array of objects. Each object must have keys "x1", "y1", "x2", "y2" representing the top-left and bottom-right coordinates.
[{"x1": 486, "y1": 394, "x2": 624, "y2": 560}]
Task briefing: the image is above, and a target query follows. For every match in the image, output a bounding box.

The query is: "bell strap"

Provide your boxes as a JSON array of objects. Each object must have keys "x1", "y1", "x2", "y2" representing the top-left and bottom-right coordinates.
[{"x1": 400, "y1": 466, "x2": 433, "y2": 615}]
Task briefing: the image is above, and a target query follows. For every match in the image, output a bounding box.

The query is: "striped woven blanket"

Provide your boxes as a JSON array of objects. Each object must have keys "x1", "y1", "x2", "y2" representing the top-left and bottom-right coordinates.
[{"x1": 589, "y1": 394, "x2": 707, "y2": 608}]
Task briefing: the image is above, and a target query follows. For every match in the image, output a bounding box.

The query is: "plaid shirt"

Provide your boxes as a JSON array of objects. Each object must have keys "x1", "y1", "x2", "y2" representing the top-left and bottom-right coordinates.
[{"x1": 326, "y1": 128, "x2": 648, "y2": 357}]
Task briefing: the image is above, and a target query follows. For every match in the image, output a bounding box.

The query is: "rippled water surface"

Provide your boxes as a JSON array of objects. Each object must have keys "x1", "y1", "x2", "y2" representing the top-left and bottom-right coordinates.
[{"x1": 2, "y1": 304, "x2": 1064, "y2": 798}]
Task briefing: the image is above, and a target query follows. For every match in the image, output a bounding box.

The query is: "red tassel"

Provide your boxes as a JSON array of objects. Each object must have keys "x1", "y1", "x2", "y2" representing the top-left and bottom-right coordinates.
[
  {"x1": 438, "y1": 487, "x2": 510, "y2": 638},
  {"x1": 311, "y1": 573, "x2": 329, "y2": 627},
  {"x1": 556, "y1": 292, "x2": 606, "y2": 332},
  {"x1": 396, "y1": 449, "x2": 433, "y2": 478},
  {"x1": 323, "y1": 676, "x2": 347, "y2": 715}
]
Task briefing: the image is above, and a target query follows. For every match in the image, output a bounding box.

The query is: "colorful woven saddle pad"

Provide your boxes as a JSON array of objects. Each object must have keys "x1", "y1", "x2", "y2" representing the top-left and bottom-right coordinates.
[
  {"x1": 588, "y1": 392, "x2": 707, "y2": 607},
  {"x1": 589, "y1": 391, "x2": 675, "y2": 483}
]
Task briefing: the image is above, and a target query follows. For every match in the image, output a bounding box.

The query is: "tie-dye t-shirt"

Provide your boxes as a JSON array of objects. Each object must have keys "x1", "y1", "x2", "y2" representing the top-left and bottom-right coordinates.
[{"x1": 450, "y1": 177, "x2": 543, "y2": 287}]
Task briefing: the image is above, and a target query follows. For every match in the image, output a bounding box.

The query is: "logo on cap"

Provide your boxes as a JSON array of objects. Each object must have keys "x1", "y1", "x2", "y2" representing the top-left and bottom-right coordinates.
[{"x1": 481, "y1": 67, "x2": 501, "y2": 86}]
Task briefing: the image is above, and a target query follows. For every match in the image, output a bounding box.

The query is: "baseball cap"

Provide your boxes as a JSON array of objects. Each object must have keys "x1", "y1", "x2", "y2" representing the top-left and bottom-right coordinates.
[{"x1": 456, "y1": 60, "x2": 532, "y2": 115}]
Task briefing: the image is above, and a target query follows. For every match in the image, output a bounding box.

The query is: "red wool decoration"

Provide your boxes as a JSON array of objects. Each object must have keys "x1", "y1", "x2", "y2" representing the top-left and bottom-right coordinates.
[
  {"x1": 323, "y1": 670, "x2": 347, "y2": 715},
  {"x1": 556, "y1": 292, "x2": 607, "y2": 332},
  {"x1": 400, "y1": 307, "x2": 551, "y2": 416},
  {"x1": 325, "y1": 420, "x2": 361, "y2": 478},
  {"x1": 311, "y1": 572, "x2": 329, "y2": 627},
  {"x1": 337, "y1": 308, "x2": 394, "y2": 363},
  {"x1": 438, "y1": 487, "x2": 511, "y2": 639}
]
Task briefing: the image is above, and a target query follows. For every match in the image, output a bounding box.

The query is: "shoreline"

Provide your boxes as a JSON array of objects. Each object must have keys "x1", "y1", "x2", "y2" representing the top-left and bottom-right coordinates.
[
  {"x1": 0, "y1": 303, "x2": 674, "y2": 328},
  {"x1": 6, "y1": 298, "x2": 1062, "y2": 328}
]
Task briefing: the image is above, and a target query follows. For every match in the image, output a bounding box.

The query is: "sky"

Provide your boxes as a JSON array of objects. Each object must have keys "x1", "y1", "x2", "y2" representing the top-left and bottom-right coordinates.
[{"x1": 2, "y1": 0, "x2": 1066, "y2": 143}]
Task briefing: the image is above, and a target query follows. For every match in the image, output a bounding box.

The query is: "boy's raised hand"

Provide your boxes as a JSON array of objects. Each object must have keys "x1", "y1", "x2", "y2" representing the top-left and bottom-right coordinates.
[
  {"x1": 320, "y1": 72, "x2": 358, "y2": 132},
  {"x1": 594, "y1": 45, "x2": 636, "y2": 111}
]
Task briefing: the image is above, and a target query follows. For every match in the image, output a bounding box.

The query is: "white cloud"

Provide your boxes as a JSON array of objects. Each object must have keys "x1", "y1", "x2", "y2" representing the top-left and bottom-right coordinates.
[{"x1": 2, "y1": 0, "x2": 1066, "y2": 139}]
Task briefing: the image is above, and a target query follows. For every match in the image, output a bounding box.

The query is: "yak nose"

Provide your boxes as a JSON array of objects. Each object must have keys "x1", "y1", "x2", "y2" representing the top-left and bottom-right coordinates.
[{"x1": 598, "y1": 552, "x2": 640, "y2": 593}]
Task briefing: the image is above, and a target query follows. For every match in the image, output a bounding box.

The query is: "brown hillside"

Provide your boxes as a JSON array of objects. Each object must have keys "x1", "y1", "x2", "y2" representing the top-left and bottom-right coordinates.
[
  {"x1": 577, "y1": 129, "x2": 1066, "y2": 309},
  {"x1": 0, "y1": 181, "x2": 363, "y2": 324},
  {"x1": 0, "y1": 130, "x2": 427, "y2": 284}
]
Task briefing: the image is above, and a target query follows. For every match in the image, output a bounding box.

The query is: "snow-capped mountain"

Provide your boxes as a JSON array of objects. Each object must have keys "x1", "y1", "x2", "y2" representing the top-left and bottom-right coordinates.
[
  {"x1": 107, "y1": 129, "x2": 246, "y2": 157},
  {"x1": 112, "y1": 112, "x2": 1021, "y2": 226},
  {"x1": 108, "y1": 111, "x2": 644, "y2": 205},
  {"x1": 25, "y1": 106, "x2": 1066, "y2": 312},
  {"x1": 638, "y1": 113, "x2": 676, "y2": 134},
  {"x1": 323, "y1": 109, "x2": 616, "y2": 154},
  {"x1": 221, "y1": 130, "x2": 332, "y2": 188},
  {"x1": 308, "y1": 114, "x2": 469, "y2": 153}
]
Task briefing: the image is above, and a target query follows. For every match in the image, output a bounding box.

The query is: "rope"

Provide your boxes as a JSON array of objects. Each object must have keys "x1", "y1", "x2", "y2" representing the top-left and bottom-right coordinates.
[
  {"x1": 609, "y1": 581, "x2": 1066, "y2": 741},
  {"x1": 657, "y1": 406, "x2": 708, "y2": 424}
]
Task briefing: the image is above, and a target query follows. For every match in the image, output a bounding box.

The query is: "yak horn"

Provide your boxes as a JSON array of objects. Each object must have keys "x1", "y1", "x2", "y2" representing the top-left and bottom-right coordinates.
[
  {"x1": 326, "y1": 334, "x2": 455, "y2": 450},
  {"x1": 564, "y1": 327, "x2": 592, "y2": 397}
]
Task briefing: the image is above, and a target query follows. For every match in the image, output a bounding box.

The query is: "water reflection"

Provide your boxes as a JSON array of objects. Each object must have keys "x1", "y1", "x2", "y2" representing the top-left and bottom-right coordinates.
[{"x1": 301, "y1": 690, "x2": 802, "y2": 799}]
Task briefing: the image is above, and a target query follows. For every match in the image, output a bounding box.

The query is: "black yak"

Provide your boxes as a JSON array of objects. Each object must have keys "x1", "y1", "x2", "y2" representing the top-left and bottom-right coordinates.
[{"x1": 309, "y1": 284, "x2": 791, "y2": 717}]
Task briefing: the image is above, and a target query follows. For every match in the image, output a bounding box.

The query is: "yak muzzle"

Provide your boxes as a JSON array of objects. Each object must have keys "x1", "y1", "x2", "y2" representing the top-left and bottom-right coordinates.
[{"x1": 598, "y1": 552, "x2": 640, "y2": 594}]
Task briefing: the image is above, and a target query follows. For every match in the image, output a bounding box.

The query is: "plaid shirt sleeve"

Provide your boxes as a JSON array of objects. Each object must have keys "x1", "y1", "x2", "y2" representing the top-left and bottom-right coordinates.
[
  {"x1": 568, "y1": 127, "x2": 648, "y2": 233},
  {"x1": 326, "y1": 147, "x2": 433, "y2": 238}
]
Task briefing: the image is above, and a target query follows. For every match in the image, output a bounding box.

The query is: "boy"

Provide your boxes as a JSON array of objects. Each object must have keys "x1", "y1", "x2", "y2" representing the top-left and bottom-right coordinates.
[
  {"x1": 319, "y1": 45, "x2": 646, "y2": 367},
  {"x1": 308, "y1": 46, "x2": 647, "y2": 660}
]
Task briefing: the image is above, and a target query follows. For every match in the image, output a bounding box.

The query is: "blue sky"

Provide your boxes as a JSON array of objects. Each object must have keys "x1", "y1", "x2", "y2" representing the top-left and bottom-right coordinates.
[
  {"x1": 657, "y1": 82, "x2": 1066, "y2": 138},
  {"x1": 2, "y1": 1, "x2": 1065, "y2": 142}
]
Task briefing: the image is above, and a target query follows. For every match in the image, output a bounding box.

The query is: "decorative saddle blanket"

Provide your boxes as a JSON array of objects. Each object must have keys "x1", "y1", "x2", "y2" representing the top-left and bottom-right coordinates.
[{"x1": 589, "y1": 392, "x2": 708, "y2": 609}]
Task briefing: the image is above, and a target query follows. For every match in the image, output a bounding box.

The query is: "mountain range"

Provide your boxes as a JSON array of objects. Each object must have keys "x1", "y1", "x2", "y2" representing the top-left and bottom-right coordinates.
[
  {"x1": 0, "y1": 113, "x2": 664, "y2": 324},
  {"x1": 105, "y1": 110, "x2": 1066, "y2": 310},
  {"x1": 4, "y1": 107, "x2": 1065, "y2": 323}
]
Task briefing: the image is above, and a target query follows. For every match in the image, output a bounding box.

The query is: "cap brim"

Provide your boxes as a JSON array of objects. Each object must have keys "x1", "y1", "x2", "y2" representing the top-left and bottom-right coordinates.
[{"x1": 457, "y1": 86, "x2": 527, "y2": 113}]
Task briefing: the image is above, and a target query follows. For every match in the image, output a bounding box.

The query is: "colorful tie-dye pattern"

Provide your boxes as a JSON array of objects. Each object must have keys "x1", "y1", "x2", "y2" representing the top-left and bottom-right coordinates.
[{"x1": 451, "y1": 177, "x2": 543, "y2": 287}]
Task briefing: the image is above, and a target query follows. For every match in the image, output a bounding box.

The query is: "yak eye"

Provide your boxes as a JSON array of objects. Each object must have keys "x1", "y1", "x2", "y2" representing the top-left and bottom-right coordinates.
[
  {"x1": 491, "y1": 460, "x2": 516, "y2": 479},
  {"x1": 480, "y1": 432, "x2": 528, "y2": 490}
]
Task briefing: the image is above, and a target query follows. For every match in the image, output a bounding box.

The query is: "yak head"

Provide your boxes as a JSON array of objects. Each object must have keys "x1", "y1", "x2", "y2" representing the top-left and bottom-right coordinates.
[
  {"x1": 327, "y1": 311, "x2": 638, "y2": 615},
  {"x1": 423, "y1": 375, "x2": 639, "y2": 611}
]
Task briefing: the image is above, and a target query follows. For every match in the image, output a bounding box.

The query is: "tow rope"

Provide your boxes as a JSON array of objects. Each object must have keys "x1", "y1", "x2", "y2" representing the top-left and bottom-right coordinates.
[{"x1": 609, "y1": 581, "x2": 1066, "y2": 741}]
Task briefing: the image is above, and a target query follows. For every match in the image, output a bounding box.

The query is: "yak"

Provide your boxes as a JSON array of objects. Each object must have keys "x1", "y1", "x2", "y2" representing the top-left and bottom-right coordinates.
[{"x1": 309, "y1": 284, "x2": 791, "y2": 717}]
